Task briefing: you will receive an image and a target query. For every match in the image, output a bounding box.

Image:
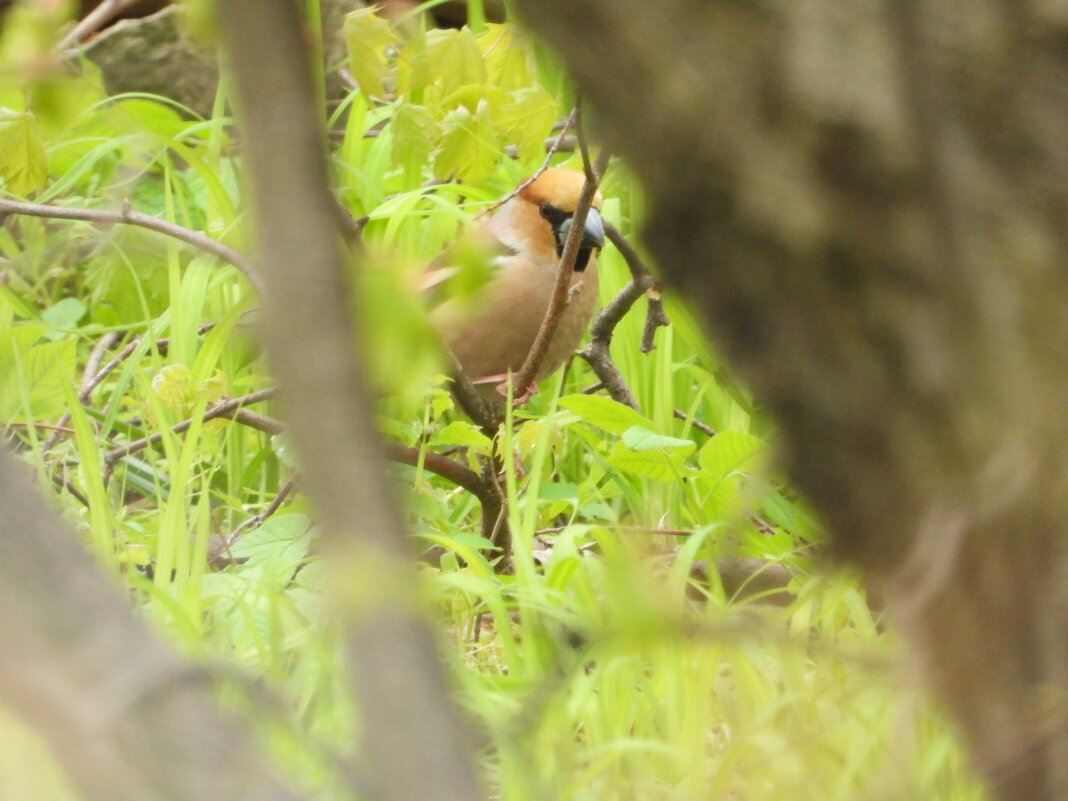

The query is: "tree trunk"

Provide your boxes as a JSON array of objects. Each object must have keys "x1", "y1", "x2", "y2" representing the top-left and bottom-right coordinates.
[{"x1": 515, "y1": 2, "x2": 1068, "y2": 798}]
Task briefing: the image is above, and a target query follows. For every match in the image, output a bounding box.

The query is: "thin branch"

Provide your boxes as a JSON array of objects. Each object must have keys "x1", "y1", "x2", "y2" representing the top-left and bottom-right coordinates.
[
  {"x1": 231, "y1": 408, "x2": 286, "y2": 436},
  {"x1": 386, "y1": 445, "x2": 487, "y2": 499},
  {"x1": 474, "y1": 104, "x2": 580, "y2": 221},
  {"x1": 641, "y1": 282, "x2": 670, "y2": 353},
  {"x1": 511, "y1": 147, "x2": 612, "y2": 401},
  {"x1": 575, "y1": 103, "x2": 596, "y2": 181},
  {"x1": 577, "y1": 219, "x2": 670, "y2": 410},
  {"x1": 673, "y1": 408, "x2": 717, "y2": 437},
  {"x1": 58, "y1": 0, "x2": 143, "y2": 50},
  {"x1": 213, "y1": 473, "x2": 302, "y2": 567},
  {"x1": 43, "y1": 322, "x2": 219, "y2": 454},
  {"x1": 50, "y1": 472, "x2": 89, "y2": 507},
  {"x1": 82, "y1": 331, "x2": 123, "y2": 393},
  {"x1": 103, "y1": 388, "x2": 277, "y2": 474},
  {"x1": 0, "y1": 198, "x2": 262, "y2": 292}
]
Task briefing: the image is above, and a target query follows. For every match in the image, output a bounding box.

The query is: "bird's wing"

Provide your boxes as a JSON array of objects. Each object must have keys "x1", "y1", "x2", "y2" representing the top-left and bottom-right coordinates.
[{"x1": 419, "y1": 222, "x2": 517, "y2": 303}]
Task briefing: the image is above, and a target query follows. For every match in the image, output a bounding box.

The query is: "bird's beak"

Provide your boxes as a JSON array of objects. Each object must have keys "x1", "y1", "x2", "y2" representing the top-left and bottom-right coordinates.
[{"x1": 556, "y1": 207, "x2": 605, "y2": 251}]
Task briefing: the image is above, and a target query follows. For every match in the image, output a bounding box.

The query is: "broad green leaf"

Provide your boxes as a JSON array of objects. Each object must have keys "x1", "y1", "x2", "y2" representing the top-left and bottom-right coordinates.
[
  {"x1": 412, "y1": 28, "x2": 486, "y2": 97},
  {"x1": 606, "y1": 440, "x2": 698, "y2": 482},
  {"x1": 390, "y1": 102, "x2": 437, "y2": 176},
  {"x1": 231, "y1": 514, "x2": 312, "y2": 576},
  {"x1": 621, "y1": 425, "x2": 696, "y2": 454},
  {"x1": 433, "y1": 101, "x2": 499, "y2": 184},
  {"x1": 559, "y1": 394, "x2": 651, "y2": 435},
  {"x1": 0, "y1": 108, "x2": 47, "y2": 195},
  {"x1": 343, "y1": 7, "x2": 399, "y2": 100},
  {"x1": 698, "y1": 430, "x2": 766, "y2": 481},
  {"x1": 431, "y1": 420, "x2": 493, "y2": 453},
  {"x1": 479, "y1": 23, "x2": 533, "y2": 92},
  {"x1": 41, "y1": 297, "x2": 86, "y2": 329},
  {"x1": 498, "y1": 87, "x2": 558, "y2": 162},
  {"x1": 0, "y1": 335, "x2": 75, "y2": 420},
  {"x1": 440, "y1": 83, "x2": 510, "y2": 114}
]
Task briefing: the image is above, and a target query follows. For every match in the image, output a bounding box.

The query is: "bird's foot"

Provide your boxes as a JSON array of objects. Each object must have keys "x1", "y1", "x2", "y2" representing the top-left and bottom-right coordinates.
[{"x1": 472, "y1": 374, "x2": 539, "y2": 404}]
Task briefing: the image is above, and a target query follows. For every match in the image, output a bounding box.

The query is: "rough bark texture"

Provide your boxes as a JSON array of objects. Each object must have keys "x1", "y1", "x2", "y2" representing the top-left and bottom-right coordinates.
[
  {"x1": 216, "y1": 3, "x2": 484, "y2": 801},
  {"x1": 514, "y1": 1, "x2": 1068, "y2": 798},
  {"x1": 81, "y1": 1, "x2": 362, "y2": 118},
  {"x1": 0, "y1": 451, "x2": 307, "y2": 801}
]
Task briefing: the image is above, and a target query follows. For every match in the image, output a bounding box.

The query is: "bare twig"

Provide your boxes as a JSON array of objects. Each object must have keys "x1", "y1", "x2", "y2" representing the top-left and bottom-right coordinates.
[
  {"x1": 673, "y1": 408, "x2": 717, "y2": 438},
  {"x1": 217, "y1": 473, "x2": 302, "y2": 565},
  {"x1": 103, "y1": 388, "x2": 277, "y2": 477},
  {"x1": 577, "y1": 219, "x2": 670, "y2": 410},
  {"x1": 0, "y1": 198, "x2": 261, "y2": 292},
  {"x1": 511, "y1": 147, "x2": 612, "y2": 401},
  {"x1": 575, "y1": 104, "x2": 596, "y2": 180},
  {"x1": 58, "y1": 0, "x2": 143, "y2": 50},
  {"x1": 82, "y1": 331, "x2": 123, "y2": 393},
  {"x1": 474, "y1": 105, "x2": 580, "y2": 221},
  {"x1": 49, "y1": 472, "x2": 90, "y2": 507},
  {"x1": 641, "y1": 281, "x2": 670, "y2": 353},
  {"x1": 42, "y1": 322, "x2": 219, "y2": 454}
]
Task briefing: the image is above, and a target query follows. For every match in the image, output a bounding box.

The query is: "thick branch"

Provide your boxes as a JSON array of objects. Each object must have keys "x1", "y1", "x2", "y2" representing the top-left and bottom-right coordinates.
[
  {"x1": 0, "y1": 447, "x2": 308, "y2": 801},
  {"x1": 216, "y1": 3, "x2": 483, "y2": 801}
]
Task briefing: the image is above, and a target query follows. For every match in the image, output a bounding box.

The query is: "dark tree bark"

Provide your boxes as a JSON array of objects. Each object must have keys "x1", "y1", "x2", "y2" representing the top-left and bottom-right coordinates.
[{"x1": 514, "y1": 2, "x2": 1068, "y2": 798}]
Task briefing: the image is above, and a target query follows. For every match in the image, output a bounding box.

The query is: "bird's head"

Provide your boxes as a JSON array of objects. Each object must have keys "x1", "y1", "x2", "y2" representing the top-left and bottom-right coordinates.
[{"x1": 491, "y1": 168, "x2": 605, "y2": 272}]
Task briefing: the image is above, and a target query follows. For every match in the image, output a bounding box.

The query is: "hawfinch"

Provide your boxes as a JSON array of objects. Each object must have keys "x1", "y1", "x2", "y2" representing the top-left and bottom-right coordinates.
[{"x1": 427, "y1": 168, "x2": 605, "y2": 397}]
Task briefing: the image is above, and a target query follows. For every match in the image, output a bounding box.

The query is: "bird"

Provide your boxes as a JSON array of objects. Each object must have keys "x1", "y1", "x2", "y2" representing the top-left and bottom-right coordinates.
[{"x1": 425, "y1": 168, "x2": 605, "y2": 400}]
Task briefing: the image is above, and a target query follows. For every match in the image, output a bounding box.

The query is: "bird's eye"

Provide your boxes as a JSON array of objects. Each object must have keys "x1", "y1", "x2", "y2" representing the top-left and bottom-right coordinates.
[{"x1": 539, "y1": 202, "x2": 555, "y2": 219}]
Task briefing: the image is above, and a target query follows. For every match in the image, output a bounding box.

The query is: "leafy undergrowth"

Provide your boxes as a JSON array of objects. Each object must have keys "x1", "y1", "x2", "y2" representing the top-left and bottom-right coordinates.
[{"x1": 0, "y1": 5, "x2": 986, "y2": 801}]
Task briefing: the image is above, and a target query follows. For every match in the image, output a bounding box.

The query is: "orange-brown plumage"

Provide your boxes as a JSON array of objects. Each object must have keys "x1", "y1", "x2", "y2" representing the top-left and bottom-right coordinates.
[{"x1": 428, "y1": 169, "x2": 605, "y2": 397}]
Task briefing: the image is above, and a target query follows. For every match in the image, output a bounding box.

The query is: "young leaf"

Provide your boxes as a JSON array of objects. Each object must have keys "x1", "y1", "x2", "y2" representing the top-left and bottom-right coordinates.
[
  {"x1": 0, "y1": 108, "x2": 47, "y2": 195},
  {"x1": 620, "y1": 425, "x2": 695, "y2": 453},
  {"x1": 390, "y1": 103, "x2": 437, "y2": 177},
  {"x1": 498, "y1": 87, "x2": 558, "y2": 163},
  {"x1": 559, "y1": 394, "x2": 651, "y2": 435},
  {"x1": 698, "y1": 430, "x2": 765, "y2": 481},
  {"x1": 431, "y1": 421, "x2": 493, "y2": 454},
  {"x1": 343, "y1": 7, "x2": 399, "y2": 101},
  {"x1": 412, "y1": 28, "x2": 486, "y2": 98},
  {"x1": 606, "y1": 440, "x2": 698, "y2": 482},
  {"x1": 433, "y1": 101, "x2": 499, "y2": 184}
]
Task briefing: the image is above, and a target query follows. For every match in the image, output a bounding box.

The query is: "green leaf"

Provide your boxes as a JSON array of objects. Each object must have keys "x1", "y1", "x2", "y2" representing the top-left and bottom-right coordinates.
[
  {"x1": 152, "y1": 364, "x2": 194, "y2": 412},
  {"x1": 431, "y1": 420, "x2": 493, "y2": 453},
  {"x1": 230, "y1": 514, "x2": 312, "y2": 573},
  {"x1": 412, "y1": 28, "x2": 486, "y2": 97},
  {"x1": 479, "y1": 23, "x2": 533, "y2": 92},
  {"x1": 0, "y1": 333, "x2": 75, "y2": 420},
  {"x1": 606, "y1": 440, "x2": 698, "y2": 482},
  {"x1": 433, "y1": 101, "x2": 499, "y2": 184},
  {"x1": 498, "y1": 87, "x2": 558, "y2": 162},
  {"x1": 343, "y1": 7, "x2": 399, "y2": 100},
  {"x1": 41, "y1": 297, "x2": 86, "y2": 329},
  {"x1": 440, "y1": 83, "x2": 510, "y2": 114},
  {"x1": 621, "y1": 425, "x2": 696, "y2": 453},
  {"x1": 559, "y1": 394, "x2": 651, "y2": 435},
  {"x1": 0, "y1": 108, "x2": 47, "y2": 195},
  {"x1": 698, "y1": 430, "x2": 766, "y2": 481},
  {"x1": 389, "y1": 103, "x2": 437, "y2": 177}
]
